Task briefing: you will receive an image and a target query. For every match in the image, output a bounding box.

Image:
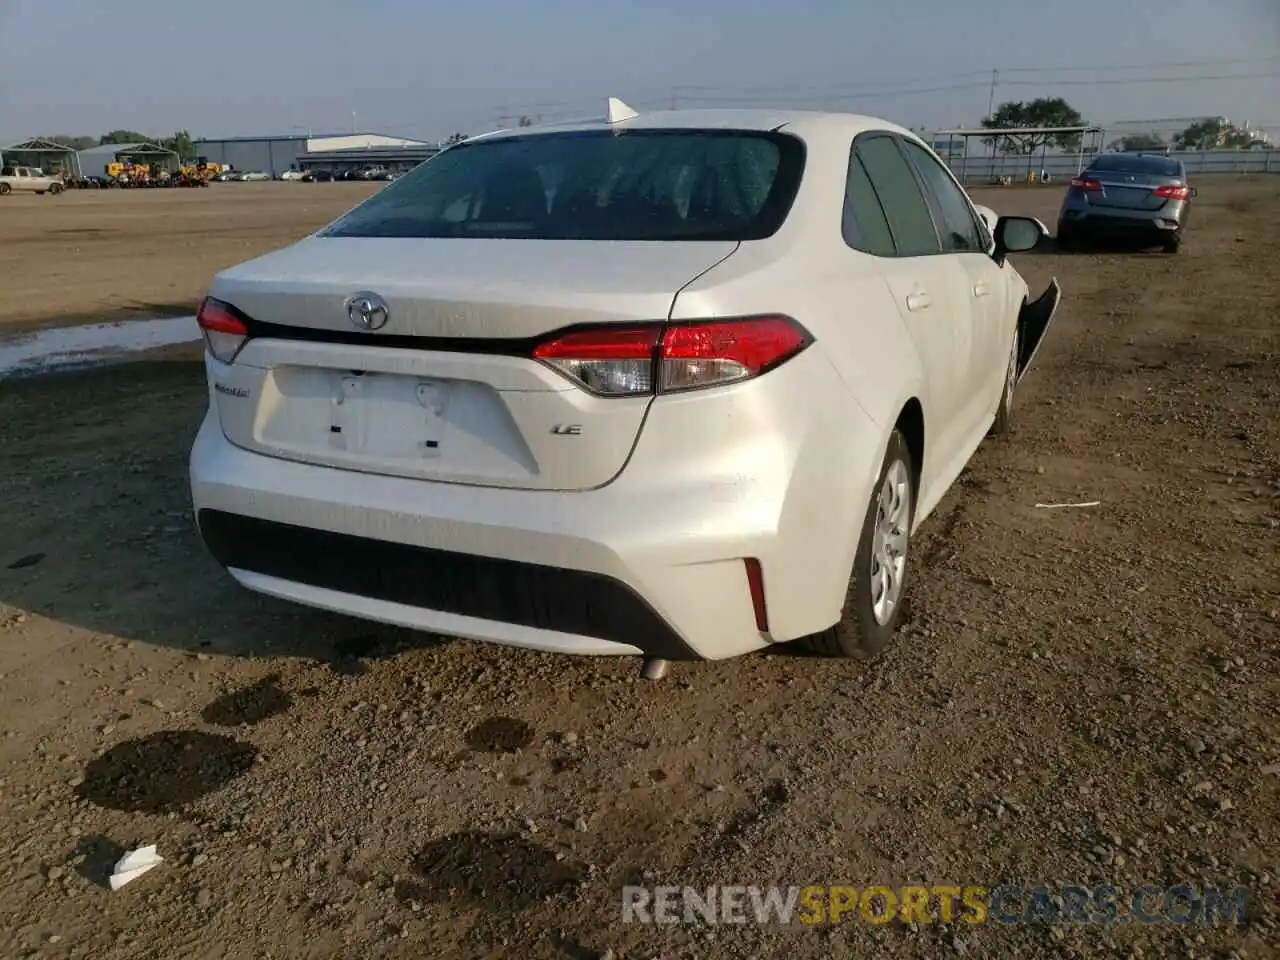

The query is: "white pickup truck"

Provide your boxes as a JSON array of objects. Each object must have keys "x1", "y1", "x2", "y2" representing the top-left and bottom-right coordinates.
[{"x1": 0, "y1": 165, "x2": 66, "y2": 196}]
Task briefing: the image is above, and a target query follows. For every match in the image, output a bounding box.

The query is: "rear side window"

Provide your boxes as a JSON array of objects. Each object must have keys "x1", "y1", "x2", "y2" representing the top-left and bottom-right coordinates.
[
  {"x1": 900, "y1": 140, "x2": 985, "y2": 253},
  {"x1": 842, "y1": 153, "x2": 896, "y2": 256},
  {"x1": 322, "y1": 130, "x2": 805, "y2": 241},
  {"x1": 854, "y1": 136, "x2": 940, "y2": 257},
  {"x1": 1090, "y1": 154, "x2": 1182, "y2": 177}
]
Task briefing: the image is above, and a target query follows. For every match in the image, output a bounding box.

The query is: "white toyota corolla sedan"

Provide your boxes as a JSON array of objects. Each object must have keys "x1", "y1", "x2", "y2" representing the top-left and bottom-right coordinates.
[{"x1": 189, "y1": 104, "x2": 1060, "y2": 671}]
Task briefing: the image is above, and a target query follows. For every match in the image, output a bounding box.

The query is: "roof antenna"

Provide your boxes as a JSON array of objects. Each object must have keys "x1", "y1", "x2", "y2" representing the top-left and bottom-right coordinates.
[{"x1": 606, "y1": 97, "x2": 639, "y2": 124}]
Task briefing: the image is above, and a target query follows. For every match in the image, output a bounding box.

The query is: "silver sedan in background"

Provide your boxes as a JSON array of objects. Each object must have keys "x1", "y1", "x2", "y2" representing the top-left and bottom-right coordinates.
[{"x1": 1057, "y1": 152, "x2": 1196, "y2": 253}]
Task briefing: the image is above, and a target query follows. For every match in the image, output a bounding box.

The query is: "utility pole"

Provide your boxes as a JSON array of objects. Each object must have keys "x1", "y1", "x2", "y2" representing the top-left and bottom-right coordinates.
[
  {"x1": 670, "y1": 87, "x2": 680, "y2": 110},
  {"x1": 986, "y1": 69, "x2": 1000, "y2": 179},
  {"x1": 352, "y1": 111, "x2": 357, "y2": 135}
]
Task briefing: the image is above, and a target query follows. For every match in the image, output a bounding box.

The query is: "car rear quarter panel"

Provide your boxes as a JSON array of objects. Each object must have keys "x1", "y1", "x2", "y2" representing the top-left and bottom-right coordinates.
[
  {"x1": 669, "y1": 128, "x2": 928, "y2": 636},
  {"x1": 672, "y1": 120, "x2": 926, "y2": 435},
  {"x1": 624, "y1": 345, "x2": 880, "y2": 640}
]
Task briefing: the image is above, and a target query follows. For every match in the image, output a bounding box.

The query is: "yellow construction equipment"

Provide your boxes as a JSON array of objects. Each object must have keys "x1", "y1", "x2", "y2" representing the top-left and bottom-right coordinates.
[
  {"x1": 103, "y1": 160, "x2": 153, "y2": 186},
  {"x1": 177, "y1": 157, "x2": 223, "y2": 182}
]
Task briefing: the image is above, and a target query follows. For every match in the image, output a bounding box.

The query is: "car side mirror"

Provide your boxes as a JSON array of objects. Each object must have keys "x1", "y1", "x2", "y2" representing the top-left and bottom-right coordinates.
[{"x1": 993, "y1": 216, "x2": 1048, "y2": 263}]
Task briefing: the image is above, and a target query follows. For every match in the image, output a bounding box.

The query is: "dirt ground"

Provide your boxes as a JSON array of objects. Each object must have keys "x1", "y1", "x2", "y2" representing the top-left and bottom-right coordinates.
[
  {"x1": 0, "y1": 183, "x2": 378, "y2": 332},
  {"x1": 0, "y1": 179, "x2": 1277, "y2": 960}
]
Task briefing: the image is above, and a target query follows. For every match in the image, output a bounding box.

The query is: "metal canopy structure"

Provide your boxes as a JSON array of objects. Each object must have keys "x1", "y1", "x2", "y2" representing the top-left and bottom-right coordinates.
[
  {"x1": 932, "y1": 125, "x2": 1105, "y2": 183},
  {"x1": 2, "y1": 138, "x2": 82, "y2": 178},
  {"x1": 75, "y1": 141, "x2": 179, "y2": 176}
]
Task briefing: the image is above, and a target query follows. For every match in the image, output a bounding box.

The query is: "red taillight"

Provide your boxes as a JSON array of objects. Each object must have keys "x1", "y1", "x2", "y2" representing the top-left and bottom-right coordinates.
[
  {"x1": 532, "y1": 326, "x2": 661, "y2": 396},
  {"x1": 1070, "y1": 177, "x2": 1102, "y2": 192},
  {"x1": 1152, "y1": 184, "x2": 1190, "y2": 201},
  {"x1": 660, "y1": 317, "x2": 810, "y2": 392},
  {"x1": 744, "y1": 558, "x2": 769, "y2": 633},
  {"x1": 196, "y1": 296, "x2": 249, "y2": 364},
  {"x1": 532, "y1": 316, "x2": 811, "y2": 396}
]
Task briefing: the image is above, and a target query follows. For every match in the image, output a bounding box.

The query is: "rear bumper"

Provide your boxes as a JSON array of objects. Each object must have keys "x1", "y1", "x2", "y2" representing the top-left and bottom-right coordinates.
[
  {"x1": 188, "y1": 348, "x2": 881, "y2": 660},
  {"x1": 196, "y1": 506, "x2": 699, "y2": 659},
  {"x1": 1059, "y1": 206, "x2": 1184, "y2": 236}
]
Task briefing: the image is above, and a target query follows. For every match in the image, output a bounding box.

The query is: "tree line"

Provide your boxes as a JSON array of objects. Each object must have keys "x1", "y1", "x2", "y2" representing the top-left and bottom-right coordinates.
[
  {"x1": 978, "y1": 98, "x2": 1265, "y2": 154},
  {"x1": 42, "y1": 130, "x2": 197, "y2": 158}
]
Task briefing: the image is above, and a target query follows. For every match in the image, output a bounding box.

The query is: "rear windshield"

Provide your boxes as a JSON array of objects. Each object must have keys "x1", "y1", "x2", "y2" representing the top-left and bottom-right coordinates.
[
  {"x1": 321, "y1": 129, "x2": 806, "y2": 241},
  {"x1": 1089, "y1": 153, "x2": 1183, "y2": 177}
]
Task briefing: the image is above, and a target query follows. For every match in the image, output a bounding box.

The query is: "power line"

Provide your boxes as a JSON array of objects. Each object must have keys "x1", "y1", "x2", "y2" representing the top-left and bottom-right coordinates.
[
  {"x1": 647, "y1": 55, "x2": 1278, "y2": 98},
  {"x1": 679, "y1": 81, "x2": 994, "y2": 105},
  {"x1": 674, "y1": 70, "x2": 1279, "y2": 109},
  {"x1": 461, "y1": 88, "x2": 675, "y2": 115},
  {"x1": 1005, "y1": 69, "x2": 1280, "y2": 87},
  {"x1": 995, "y1": 54, "x2": 1280, "y2": 75},
  {"x1": 673, "y1": 69, "x2": 995, "y2": 95}
]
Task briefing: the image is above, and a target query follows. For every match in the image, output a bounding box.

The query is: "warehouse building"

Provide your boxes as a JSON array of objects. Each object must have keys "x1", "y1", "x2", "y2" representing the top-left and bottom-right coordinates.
[
  {"x1": 297, "y1": 142, "x2": 442, "y2": 176},
  {"x1": 192, "y1": 133, "x2": 431, "y2": 177}
]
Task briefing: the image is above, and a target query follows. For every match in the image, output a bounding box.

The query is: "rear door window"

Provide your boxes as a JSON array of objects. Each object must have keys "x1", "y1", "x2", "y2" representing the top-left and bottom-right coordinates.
[
  {"x1": 853, "y1": 136, "x2": 941, "y2": 257},
  {"x1": 1090, "y1": 154, "x2": 1182, "y2": 177},
  {"x1": 323, "y1": 129, "x2": 806, "y2": 241}
]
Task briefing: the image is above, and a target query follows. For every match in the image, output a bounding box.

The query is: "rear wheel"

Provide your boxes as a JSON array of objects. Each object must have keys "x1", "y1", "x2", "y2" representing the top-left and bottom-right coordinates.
[
  {"x1": 1162, "y1": 233, "x2": 1181, "y2": 254},
  {"x1": 1056, "y1": 222, "x2": 1076, "y2": 251},
  {"x1": 800, "y1": 431, "x2": 915, "y2": 659},
  {"x1": 0, "y1": 183, "x2": 10, "y2": 196}
]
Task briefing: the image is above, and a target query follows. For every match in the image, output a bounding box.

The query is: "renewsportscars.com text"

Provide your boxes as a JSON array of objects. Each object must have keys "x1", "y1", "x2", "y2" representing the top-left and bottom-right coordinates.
[{"x1": 622, "y1": 884, "x2": 1249, "y2": 926}]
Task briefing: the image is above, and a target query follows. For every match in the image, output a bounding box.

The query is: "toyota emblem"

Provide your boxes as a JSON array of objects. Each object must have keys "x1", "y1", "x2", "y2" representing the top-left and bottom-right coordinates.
[{"x1": 346, "y1": 291, "x2": 390, "y2": 331}]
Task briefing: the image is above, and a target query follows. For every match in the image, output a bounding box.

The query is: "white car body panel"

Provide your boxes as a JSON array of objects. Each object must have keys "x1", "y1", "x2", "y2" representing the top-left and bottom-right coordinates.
[{"x1": 189, "y1": 108, "x2": 1054, "y2": 661}]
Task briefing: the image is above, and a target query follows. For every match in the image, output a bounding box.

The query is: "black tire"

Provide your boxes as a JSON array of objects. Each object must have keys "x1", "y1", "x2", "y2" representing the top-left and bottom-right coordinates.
[
  {"x1": 990, "y1": 323, "x2": 1020, "y2": 436},
  {"x1": 1162, "y1": 233, "x2": 1181, "y2": 254},
  {"x1": 800, "y1": 430, "x2": 916, "y2": 659},
  {"x1": 1055, "y1": 222, "x2": 1075, "y2": 251},
  {"x1": 49, "y1": 183, "x2": 63, "y2": 195},
  {"x1": 0, "y1": 183, "x2": 10, "y2": 196}
]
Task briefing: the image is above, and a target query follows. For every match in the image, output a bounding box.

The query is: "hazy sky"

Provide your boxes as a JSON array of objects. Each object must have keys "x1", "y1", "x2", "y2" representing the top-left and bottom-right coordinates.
[{"x1": 1, "y1": 0, "x2": 1277, "y2": 143}]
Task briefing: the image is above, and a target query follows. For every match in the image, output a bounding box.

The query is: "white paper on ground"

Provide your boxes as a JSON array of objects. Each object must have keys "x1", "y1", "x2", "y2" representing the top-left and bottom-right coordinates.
[{"x1": 109, "y1": 845, "x2": 164, "y2": 890}]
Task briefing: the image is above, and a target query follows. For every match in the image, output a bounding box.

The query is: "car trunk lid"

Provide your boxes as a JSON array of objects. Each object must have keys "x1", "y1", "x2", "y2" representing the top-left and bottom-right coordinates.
[
  {"x1": 1085, "y1": 172, "x2": 1182, "y2": 211},
  {"x1": 206, "y1": 236, "x2": 738, "y2": 491}
]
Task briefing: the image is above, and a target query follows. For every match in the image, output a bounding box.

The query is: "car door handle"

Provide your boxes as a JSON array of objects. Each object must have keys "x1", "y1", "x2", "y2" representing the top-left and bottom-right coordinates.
[
  {"x1": 905, "y1": 291, "x2": 932, "y2": 312},
  {"x1": 973, "y1": 282, "x2": 992, "y2": 298}
]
